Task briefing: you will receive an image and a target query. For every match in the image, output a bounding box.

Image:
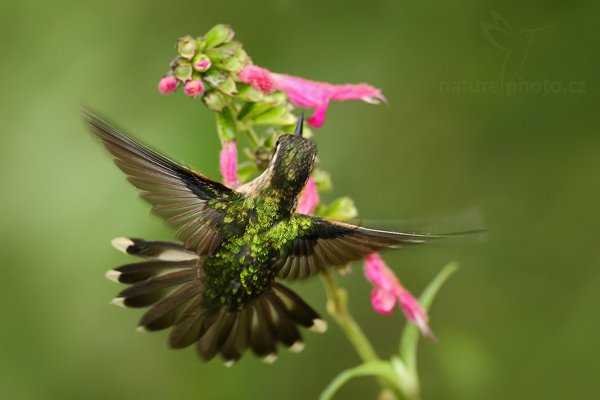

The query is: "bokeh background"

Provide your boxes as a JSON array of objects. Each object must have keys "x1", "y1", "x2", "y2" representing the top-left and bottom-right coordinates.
[{"x1": 1, "y1": 1, "x2": 598, "y2": 399}]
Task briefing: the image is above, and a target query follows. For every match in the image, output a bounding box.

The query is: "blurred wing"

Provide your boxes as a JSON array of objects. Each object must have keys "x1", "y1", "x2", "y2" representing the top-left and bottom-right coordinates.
[
  {"x1": 84, "y1": 110, "x2": 242, "y2": 255},
  {"x1": 274, "y1": 216, "x2": 481, "y2": 280}
]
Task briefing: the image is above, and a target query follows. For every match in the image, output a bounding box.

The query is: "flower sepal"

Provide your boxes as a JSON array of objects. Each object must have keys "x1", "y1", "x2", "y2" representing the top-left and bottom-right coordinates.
[
  {"x1": 203, "y1": 91, "x2": 227, "y2": 112},
  {"x1": 173, "y1": 59, "x2": 193, "y2": 82},
  {"x1": 177, "y1": 35, "x2": 197, "y2": 60},
  {"x1": 204, "y1": 69, "x2": 237, "y2": 96},
  {"x1": 237, "y1": 84, "x2": 265, "y2": 103}
]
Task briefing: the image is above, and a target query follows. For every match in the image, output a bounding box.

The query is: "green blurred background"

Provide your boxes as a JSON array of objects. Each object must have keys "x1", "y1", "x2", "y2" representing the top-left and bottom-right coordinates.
[{"x1": 1, "y1": 1, "x2": 598, "y2": 399}]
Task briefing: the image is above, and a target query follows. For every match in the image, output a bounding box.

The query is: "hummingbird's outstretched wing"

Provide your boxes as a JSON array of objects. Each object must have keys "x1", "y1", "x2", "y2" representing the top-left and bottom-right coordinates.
[
  {"x1": 274, "y1": 216, "x2": 483, "y2": 280},
  {"x1": 83, "y1": 110, "x2": 242, "y2": 255}
]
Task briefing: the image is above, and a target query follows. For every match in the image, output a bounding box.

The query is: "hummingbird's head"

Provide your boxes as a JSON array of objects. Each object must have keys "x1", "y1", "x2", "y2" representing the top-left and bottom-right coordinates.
[{"x1": 267, "y1": 114, "x2": 317, "y2": 196}]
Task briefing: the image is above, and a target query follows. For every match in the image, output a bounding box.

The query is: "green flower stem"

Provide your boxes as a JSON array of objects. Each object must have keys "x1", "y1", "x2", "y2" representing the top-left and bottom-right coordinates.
[
  {"x1": 244, "y1": 126, "x2": 261, "y2": 148},
  {"x1": 321, "y1": 270, "x2": 377, "y2": 361},
  {"x1": 320, "y1": 270, "x2": 403, "y2": 399}
]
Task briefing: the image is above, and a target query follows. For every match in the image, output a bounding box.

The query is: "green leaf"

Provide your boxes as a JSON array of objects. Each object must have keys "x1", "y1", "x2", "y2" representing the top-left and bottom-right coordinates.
[
  {"x1": 317, "y1": 197, "x2": 358, "y2": 222},
  {"x1": 312, "y1": 169, "x2": 333, "y2": 192},
  {"x1": 398, "y1": 262, "x2": 459, "y2": 386},
  {"x1": 216, "y1": 107, "x2": 238, "y2": 142},
  {"x1": 319, "y1": 361, "x2": 397, "y2": 400}
]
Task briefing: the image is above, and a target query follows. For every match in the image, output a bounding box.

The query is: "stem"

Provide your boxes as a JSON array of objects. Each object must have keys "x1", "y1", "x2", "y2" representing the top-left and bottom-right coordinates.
[
  {"x1": 243, "y1": 126, "x2": 261, "y2": 148},
  {"x1": 320, "y1": 270, "x2": 403, "y2": 399},
  {"x1": 321, "y1": 270, "x2": 378, "y2": 361}
]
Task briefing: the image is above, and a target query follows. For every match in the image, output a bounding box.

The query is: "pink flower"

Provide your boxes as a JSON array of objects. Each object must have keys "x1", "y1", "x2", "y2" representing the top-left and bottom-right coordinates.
[
  {"x1": 297, "y1": 177, "x2": 319, "y2": 215},
  {"x1": 237, "y1": 65, "x2": 386, "y2": 127},
  {"x1": 184, "y1": 79, "x2": 205, "y2": 97},
  {"x1": 237, "y1": 65, "x2": 275, "y2": 93},
  {"x1": 364, "y1": 253, "x2": 435, "y2": 339},
  {"x1": 220, "y1": 140, "x2": 238, "y2": 188},
  {"x1": 158, "y1": 76, "x2": 178, "y2": 94}
]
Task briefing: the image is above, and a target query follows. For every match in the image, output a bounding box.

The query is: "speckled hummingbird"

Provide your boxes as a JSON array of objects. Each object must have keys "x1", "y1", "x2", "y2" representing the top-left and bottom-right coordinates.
[{"x1": 84, "y1": 110, "x2": 474, "y2": 365}]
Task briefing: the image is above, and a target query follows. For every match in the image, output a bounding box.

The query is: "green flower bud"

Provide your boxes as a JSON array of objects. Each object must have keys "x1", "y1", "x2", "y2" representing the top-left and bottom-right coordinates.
[
  {"x1": 205, "y1": 42, "x2": 241, "y2": 61},
  {"x1": 203, "y1": 91, "x2": 227, "y2": 112},
  {"x1": 237, "y1": 84, "x2": 265, "y2": 102},
  {"x1": 177, "y1": 36, "x2": 197, "y2": 60},
  {"x1": 204, "y1": 24, "x2": 234, "y2": 48},
  {"x1": 238, "y1": 102, "x2": 275, "y2": 121},
  {"x1": 204, "y1": 69, "x2": 237, "y2": 96},
  {"x1": 234, "y1": 46, "x2": 251, "y2": 64},
  {"x1": 195, "y1": 37, "x2": 207, "y2": 52},
  {"x1": 173, "y1": 60, "x2": 193, "y2": 82},
  {"x1": 253, "y1": 105, "x2": 296, "y2": 126},
  {"x1": 216, "y1": 56, "x2": 245, "y2": 73}
]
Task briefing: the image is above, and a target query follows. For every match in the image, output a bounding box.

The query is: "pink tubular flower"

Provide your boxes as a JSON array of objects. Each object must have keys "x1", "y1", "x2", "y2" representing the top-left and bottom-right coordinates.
[
  {"x1": 237, "y1": 65, "x2": 386, "y2": 128},
  {"x1": 184, "y1": 79, "x2": 205, "y2": 97},
  {"x1": 158, "y1": 76, "x2": 178, "y2": 94},
  {"x1": 297, "y1": 177, "x2": 319, "y2": 215},
  {"x1": 220, "y1": 140, "x2": 238, "y2": 188},
  {"x1": 364, "y1": 253, "x2": 435, "y2": 339}
]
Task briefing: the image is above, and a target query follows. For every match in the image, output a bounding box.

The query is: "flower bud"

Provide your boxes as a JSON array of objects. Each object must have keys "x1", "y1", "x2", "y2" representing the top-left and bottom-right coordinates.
[
  {"x1": 237, "y1": 84, "x2": 265, "y2": 102},
  {"x1": 192, "y1": 54, "x2": 212, "y2": 72},
  {"x1": 158, "y1": 76, "x2": 178, "y2": 94},
  {"x1": 216, "y1": 56, "x2": 245, "y2": 73},
  {"x1": 253, "y1": 105, "x2": 296, "y2": 126},
  {"x1": 184, "y1": 79, "x2": 205, "y2": 97},
  {"x1": 204, "y1": 70, "x2": 237, "y2": 96},
  {"x1": 177, "y1": 35, "x2": 197, "y2": 60},
  {"x1": 204, "y1": 24, "x2": 234, "y2": 48},
  {"x1": 203, "y1": 91, "x2": 227, "y2": 112},
  {"x1": 205, "y1": 42, "x2": 240, "y2": 61},
  {"x1": 173, "y1": 60, "x2": 193, "y2": 82}
]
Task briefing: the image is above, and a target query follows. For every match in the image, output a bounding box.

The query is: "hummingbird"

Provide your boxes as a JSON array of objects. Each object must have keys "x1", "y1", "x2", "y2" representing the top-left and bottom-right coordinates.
[{"x1": 84, "y1": 110, "x2": 477, "y2": 366}]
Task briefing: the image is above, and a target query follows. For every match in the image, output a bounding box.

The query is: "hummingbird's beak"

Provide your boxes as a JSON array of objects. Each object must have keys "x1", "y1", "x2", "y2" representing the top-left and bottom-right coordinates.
[{"x1": 294, "y1": 113, "x2": 304, "y2": 137}]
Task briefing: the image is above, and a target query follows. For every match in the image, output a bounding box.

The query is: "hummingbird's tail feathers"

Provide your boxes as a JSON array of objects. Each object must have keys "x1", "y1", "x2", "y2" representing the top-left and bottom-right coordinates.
[
  {"x1": 106, "y1": 258, "x2": 198, "y2": 285},
  {"x1": 107, "y1": 243, "x2": 324, "y2": 364},
  {"x1": 114, "y1": 269, "x2": 200, "y2": 308},
  {"x1": 167, "y1": 282, "x2": 324, "y2": 366},
  {"x1": 111, "y1": 237, "x2": 199, "y2": 262}
]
